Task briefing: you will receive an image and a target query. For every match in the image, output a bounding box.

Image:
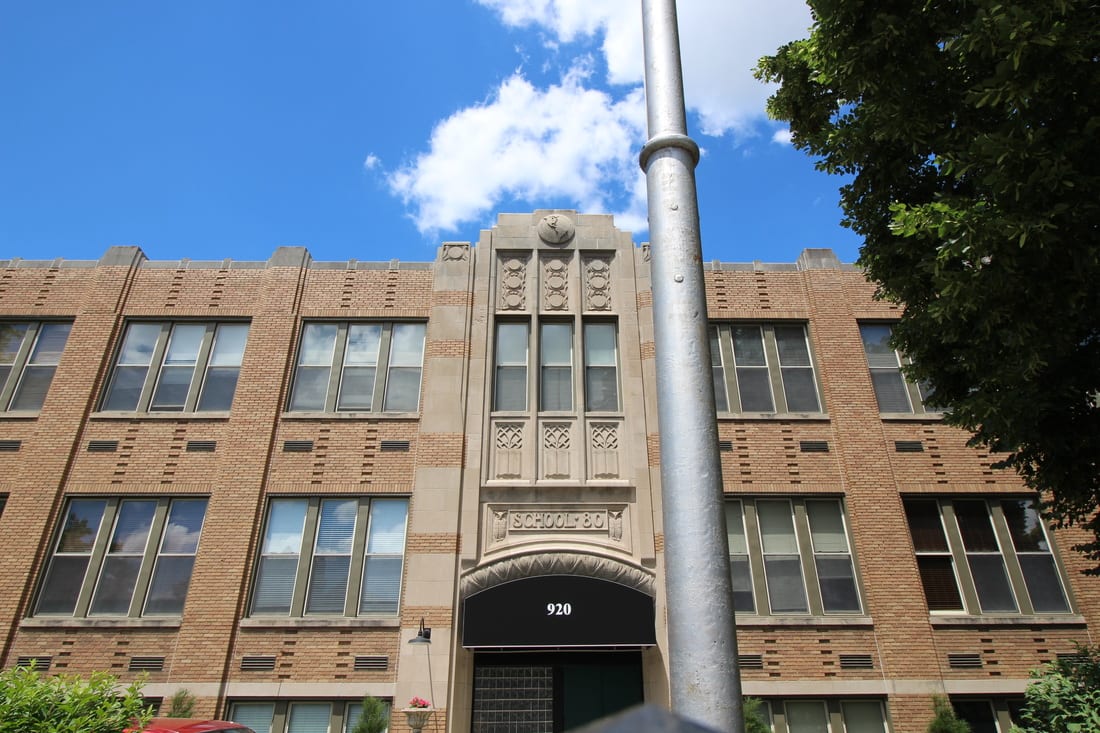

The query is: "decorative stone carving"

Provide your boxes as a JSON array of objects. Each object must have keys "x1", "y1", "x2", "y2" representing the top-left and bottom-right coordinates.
[
  {"x1": 498, "y1": 256, "x2": 528, "y2": 311},
  {"x1": 461, "y1": 551, "x2": 655, "y2": 598},
  {"x1": 590, "y1": 422, "x2": 620, "y2": 479},
  {"x1": 537, "y1": 214, "x2": 575, "y2": 245},
  {"x1": 543, "y1": 423, "x2": 571, "y2": 449},
  {"x1": 494, "y1": 423, "x2": 524, "y2": 479},
  {"x1": 441, "y1": 243, "x2": 469, "y2": 261},
  {"x1": 584, "y1": 257, "x2": 612, "y2": 311},
  {"x1": 492, "y1": 511, "x2": 508, "y2": 542},
  {"x1": 542, "y1": 422, "x2": 571, "y2": 479},
  {"x1": 609, "y1": 510, "x2": 623, "y2": 541},
  {"x1": 542, "y1": 257, "x2": 570, "y2": 311},
  {"x1": 642, "y1": 243, "x2": 651, "y2": 262}
]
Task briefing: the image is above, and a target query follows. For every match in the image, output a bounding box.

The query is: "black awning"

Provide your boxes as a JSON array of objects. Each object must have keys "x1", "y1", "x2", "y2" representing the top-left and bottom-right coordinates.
[{"x1": 462, "y1": 574, "x2": 656, "y2": 648}]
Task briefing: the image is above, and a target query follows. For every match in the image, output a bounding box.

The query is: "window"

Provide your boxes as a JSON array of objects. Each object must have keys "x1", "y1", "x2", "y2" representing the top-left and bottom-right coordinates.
[
  {"x1": 288, "y1": 322, "x2": 425, "y2": 413},
  {"x1": 102, "y1": 322, "x2": 248, "y2": 412},
  {"x1": 251, "y1": 497, "x2": 408, "y2": 617},
  {"x1": 950, "y1": 697, "x2": 1025, "y2": 733},
  {"x1": 229, "y1": 699, "x2": 389, "y2": 733},
  {"x1": 492, "y1": 320, "x2": 619, "y2": 412},
  {"x1": 859, "y1": 323, "x2": 934, "y2": 414},
  {"x1": 725, "y1": 498, "x2": 861, "y2": 616},
  {"x1": 710, "y1": 323, "x2": 821, "y2": 414},
  {"x1": 0, "y1": 321, "x2": 71, "y2": 411},
  {"x1": 903, "y1": 497, "x2": 1071, "y2": 614},
  {"x1": 36, "y1": 497, "x2": 208, "y2": 617},
  {"x1": 759, "y1": 699, "x2": 889, "y2": 733}
]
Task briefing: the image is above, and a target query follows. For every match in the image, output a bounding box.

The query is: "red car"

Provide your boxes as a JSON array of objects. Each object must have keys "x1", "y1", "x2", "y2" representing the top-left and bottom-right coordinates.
[{"x1": 129, "y1": 719, "x2": 257, "y2": 733}]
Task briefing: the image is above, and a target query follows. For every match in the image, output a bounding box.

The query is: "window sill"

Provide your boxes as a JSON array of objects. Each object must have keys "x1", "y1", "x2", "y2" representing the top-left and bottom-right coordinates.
[
  {"x1": 879, "y1": 412, "x2": 944, "y2": 421},
  {"x1": 21, "y1": 617, "x2": 182, "y2": 629},
  {"x1": 736, "y1": 615, "x2": 873, "y2": 628},
  {"x1": 0, "y1": 410, "x2": 40, "y2": 420},
  {"x1": 929, "y1": 614, "x2": 1087, "y2": 628},
  {"x1": 239, "y1": 617, "x2": 401, "y2": 629},
  {"x1": 280, "y1": 411, "x2": 420, "y2": 421},
  {"x1": 89, "y1": 411, "x2": 231, "y2": 421},
  {"x1": 717, "y1": 412, "x2": 830, "y2": 422}
]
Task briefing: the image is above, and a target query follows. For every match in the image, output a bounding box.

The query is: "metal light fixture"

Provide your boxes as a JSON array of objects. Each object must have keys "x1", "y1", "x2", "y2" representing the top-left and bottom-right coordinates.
[{"x1": 408, "y1": 617, "x2": 431, "y2": 644}]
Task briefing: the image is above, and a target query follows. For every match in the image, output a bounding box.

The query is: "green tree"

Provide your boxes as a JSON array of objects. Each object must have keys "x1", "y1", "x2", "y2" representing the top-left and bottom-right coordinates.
[
  {"x1": 0, "y1": 665, "x2": 151, "y2": 733},
  {"x1": 167, "y1": 688, "x2": 197, "y2": 718},
  {"x1": 1012, "y1": 644, "x2": 1100, "y2": 732},
  {"x1": 927, "y1": 696, "x2": 971, "y2": 733},
  {"x1": 742, "y1": 697, "x2": 771, "y2": 733},
  {"x1": 757, "y1": 0, "x2": 1100, "y2": 567},
  {"x1": 351, "y1": 696, "x2": 390, "y2": 733}
]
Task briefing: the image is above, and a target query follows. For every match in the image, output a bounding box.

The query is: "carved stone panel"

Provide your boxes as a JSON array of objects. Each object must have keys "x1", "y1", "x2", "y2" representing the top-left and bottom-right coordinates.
[
  {"x1": 589, "y1": 421, "x2": 621, "y2": 479},
  {"x1": 482, "y1": 504, "x2": 632, "y2": 555},
  {"x1": 542, "y1": 255, "x2": 570, "y2": 311},
  {"x1": 493, "y1": 422, "x2": 526, "y2": 480},
  {"x1": 498, "y1": 255, "x2": 529, "y2": 311},
  {"x1": 584, "y1": 256, "x2": 613, "y2": 311},
  {"x1": 541, "y1": 422, "x2": 572, "y2": 480}
]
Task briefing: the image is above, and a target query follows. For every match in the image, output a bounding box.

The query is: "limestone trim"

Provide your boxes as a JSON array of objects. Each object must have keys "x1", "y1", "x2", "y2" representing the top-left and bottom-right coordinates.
[{"x1": 459, "y1": 551, "x2": 655, "y2": 598}]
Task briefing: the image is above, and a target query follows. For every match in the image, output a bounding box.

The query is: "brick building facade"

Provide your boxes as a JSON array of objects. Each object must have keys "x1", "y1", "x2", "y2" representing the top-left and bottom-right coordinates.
[{"x1": 0, "y1": 211, "x2": 1094, "y2": 733}]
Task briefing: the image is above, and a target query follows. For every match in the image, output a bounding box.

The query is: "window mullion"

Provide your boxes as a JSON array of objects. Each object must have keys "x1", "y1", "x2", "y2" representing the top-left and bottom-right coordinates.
[
  {"x1": 139, "y1": 325, "x2": 173, "y2": 411},
  {"x1": 272, "y1": 702, "x2": 289, "y2": 733},
  {"x1": 292, "y1": 500, "x2": 321, "y2": 617},
  {"x1": 328, "y1": 324, "x2": 350, "y2": 412},
  {"x1": 941, "y1": 502, "x2": 978, "y2": 614},
  {"x1": 792, "y1": 500, "x2": 823, "y2": 616},
  {"x1": 373, "y1": 324, "x2": 394, "y2": 412},
  {"x1": 75, "y1": 498, "x2": 119, "y2": 617},
  {"x1": 718, "y1": 327, "x2": 739, "y2": 412},
  {"x1": 742, "y1": 501, "x2": 768, "y2": 614},
  {"x1": 129, "y1": 499, "x2": 170, "y2": 617},
  {"x1": 345, "y1": 499, "x2": 371, "y2": 616},
  {"x1": 184, "y1": 325, "x2": 217, "y2": 413},
  {"x1": 0, "y1": 323, "x2": 35, "y2": 409},
  {"x1": 989, "y1": 502, "x2": 1035, "y2": 614},
  {"x1": 761, "y1": 326, "x2": 788, "y2": 413}
]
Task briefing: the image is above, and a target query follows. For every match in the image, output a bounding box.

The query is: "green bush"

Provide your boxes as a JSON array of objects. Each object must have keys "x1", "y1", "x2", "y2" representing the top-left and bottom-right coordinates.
[
  {"x1": 1012, "y1": 644, "x2": 1100, "y2": 733},
  {"x1": 167, "y1": 688, "x2": 197, "y2": 718},
  {"x1": 927, "y1": 695, "x2": 970, "y2": 733},
  {"x1": 0, "y1": 665, "x2": 151, "y2": 733},
  {"x1": 351, "y1": 696, "x2": 390, "y2": 733},
  {"x1": 742, "y1": 697, "x2": 770, "y2": 733}
]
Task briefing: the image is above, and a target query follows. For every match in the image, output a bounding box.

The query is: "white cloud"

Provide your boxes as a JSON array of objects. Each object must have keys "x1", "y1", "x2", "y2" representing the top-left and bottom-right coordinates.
[
  {"x1": 477, "y1": 0, "x2": 812, "y2": 137},
  {"x1": 389, "y1": 1, "x2": 811, "y2": 234},
  {"x1": 387, "y1": 63, "x2": 647, "y2": 235},
  {"x1": 771, "y1": 128, "x2": 793, "y2": 145},
  {"x1": 363, "y1": 154, "x2": 380, "y2": 170}
]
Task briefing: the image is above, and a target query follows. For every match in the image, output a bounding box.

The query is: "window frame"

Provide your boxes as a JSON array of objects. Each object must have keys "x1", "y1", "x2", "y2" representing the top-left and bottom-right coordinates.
[
  {"x1": 228, "y1": 699, "x2": 389, "y2": 733},
  {"x1": 100, "y1": 321, "x2": 249, "y2": 413},
  {"x1": 858, "y1": 322, "x2": 935, "y2": 415},
  {"x1": 710, "y1": 322, "x2": 823, "y2": 415},
  {"x1": 34, "y1": 496, "x2": 208, "y2": 618},
  {"x1": 249, "y1": 496, "x2": 409, "y2": 619},
  {"x1": 760, "y1": 698, "x2": 891, "y2": 733},
  {"x1": 0, "y1": 321, "x2": 72, "y2": 412},
  {"x1": 491, "y1": 318, "x2": 621, "y2": 415},
  {"x1": 726, "y1": 497, "x2": 864, "y2": 617},
  {"x1": 903, "y1": 497, "x2": 1073, "y2": 616},
  {"x1": 287, "y1": 321, "x2": 426, "y2": 414}
]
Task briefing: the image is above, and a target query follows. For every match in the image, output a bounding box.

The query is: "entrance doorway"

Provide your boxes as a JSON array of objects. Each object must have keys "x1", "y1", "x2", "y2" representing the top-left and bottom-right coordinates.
[{"x1": 471, "y1": 651, "x2": 644, "y2": 732}]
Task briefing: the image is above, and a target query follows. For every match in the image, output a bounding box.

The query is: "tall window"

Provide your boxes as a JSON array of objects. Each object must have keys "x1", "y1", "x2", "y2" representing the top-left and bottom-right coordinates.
[
  {"x1": 493, "y1": 320, "x2": 619, "y2": 412},
  {"x1": 710, "y1": 323, "x2": 821, "y2": 413},
  {"x1": 251, "y1": 497, "x2": 408, "y2": 617},
  {"x1": 859, "y1": 323, "x2": 933, "y2": 413},
  {"x1": 0, "y1": 321, "x2": 71, "y2": 411},
  {"x1": 754, "y1": 699, "x2": 889, "y2": 733},
  {"x1": 289, "y1": 322, "x2": 425, "y2": 413},
  {"x1": 904, "y1": 497, "x2": 1071, "y2": 614},
  {"x1": 102, "y1": 322, "x2": 248, "y2": 412},
  {"x1": 725, "y1": 498, "x2": 861, "y2": 616},
  {"x1": 36, "y1": 497, "x2": 208, "y2": 617},
  {"x1": 230, "y1": 700, "x2": 387, "y2": 733}
]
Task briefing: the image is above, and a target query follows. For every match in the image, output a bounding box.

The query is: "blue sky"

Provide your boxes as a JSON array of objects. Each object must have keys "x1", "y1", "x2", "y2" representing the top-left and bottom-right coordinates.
[{"x1": 0, "y1": 1, "x2": 861, "y2": 265}]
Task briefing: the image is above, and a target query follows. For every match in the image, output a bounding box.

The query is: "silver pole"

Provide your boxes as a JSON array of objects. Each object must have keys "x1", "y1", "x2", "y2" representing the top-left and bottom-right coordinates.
[{"x1": 638, "y1": 0, "x2": 744, "y2": 730}]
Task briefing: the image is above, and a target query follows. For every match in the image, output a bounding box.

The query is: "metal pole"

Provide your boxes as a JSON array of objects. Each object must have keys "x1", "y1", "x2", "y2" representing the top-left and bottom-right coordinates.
[{"x1": 638, "y1": 1, "x2": 744, "y2": 730}]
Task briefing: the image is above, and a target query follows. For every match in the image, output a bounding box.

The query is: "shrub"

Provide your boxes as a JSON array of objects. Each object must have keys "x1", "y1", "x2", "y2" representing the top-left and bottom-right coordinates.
[
  {"x1": 351, "y1": 696, "x2": 390, "y2": 733},
  {"x1": 167, "y1": 688, "x2": 197, "y2": 718},
  {"x1": 0, "y1": 665, "x2": 151, "y2": 733},
  {"x1": 1013, "y1": 644, "x2": 1100, "y2": 733},
  {"x1": 926, "y1": 695, "x2": 970, "y2": 733},
  {"x1": 742, "y1": 697, "x2": 770, "y2": 733}
]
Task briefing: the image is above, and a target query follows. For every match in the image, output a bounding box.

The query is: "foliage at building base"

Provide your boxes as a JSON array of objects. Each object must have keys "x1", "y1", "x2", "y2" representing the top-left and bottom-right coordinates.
[
  {"x1": 0, "y1": 666, "x2": 151, "y2": 733},
  {"x1": 1013, "y1": 644, "x2": 1100, "y2": 733}
]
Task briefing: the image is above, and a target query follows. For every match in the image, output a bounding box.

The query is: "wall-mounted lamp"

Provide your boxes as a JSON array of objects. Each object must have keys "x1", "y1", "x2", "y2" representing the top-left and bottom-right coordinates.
[{"x1": 409, "y1": 617, "x2": 432, "y2": 644}]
